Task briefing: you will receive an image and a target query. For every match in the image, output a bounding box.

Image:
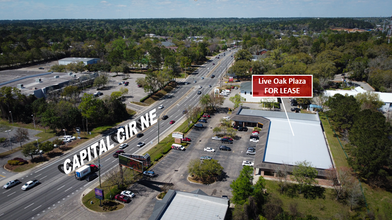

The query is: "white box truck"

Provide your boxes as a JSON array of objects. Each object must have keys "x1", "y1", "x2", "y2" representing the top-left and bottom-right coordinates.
[{"x1": 75, "y1": 164, "x2": 99, "y2": 180}]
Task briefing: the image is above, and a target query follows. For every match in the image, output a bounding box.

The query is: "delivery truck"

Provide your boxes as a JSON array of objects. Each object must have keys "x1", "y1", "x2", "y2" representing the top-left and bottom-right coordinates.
[{"x1": 75, "y1": 164, "x2": 99, "y2": 180}]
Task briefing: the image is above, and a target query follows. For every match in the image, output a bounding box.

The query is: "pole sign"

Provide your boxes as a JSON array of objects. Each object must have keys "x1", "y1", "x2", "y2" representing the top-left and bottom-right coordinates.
[
  {"x1": 252, "y1": 75, "x2": 313, "y2": 98},
  {"x1": 95, "y1": 188, "x2": 104, "y2": 200}
]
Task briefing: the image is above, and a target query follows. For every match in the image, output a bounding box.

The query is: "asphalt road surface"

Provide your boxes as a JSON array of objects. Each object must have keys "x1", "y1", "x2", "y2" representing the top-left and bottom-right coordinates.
[{"x1": 0, "y1": 49, "x2": 238, "y2": 220}]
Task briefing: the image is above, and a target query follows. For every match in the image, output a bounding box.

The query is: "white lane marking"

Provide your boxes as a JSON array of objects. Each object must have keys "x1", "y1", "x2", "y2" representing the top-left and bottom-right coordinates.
[
  {"x1": 24, "y1": 203, "x2": 35, "y2": 209},
  {"x1": 111, "y1": 160, "x2": 117, "y2": 163},
  {"x1": 35, "y1": 174, "x2": 42, "y2": 178},
  {"x1": 64, "y1": 187, "x2": 72, "y2": 192},
  {"x1": 0, "y1": 213, "x2": 3, "y2": 217},
  {"x1": 7, "y1": 192, "x2": 16, "y2": 197},
  {"x1": 104, "y1": 158, "x2": 110, "y2": 162},
  {"x1": 41, "y1": 175, "x2": 47, "y2": 179},
  {"x1": 57, "y1": 185, "x2": 65, "y2": 190},
  {"x1": 84, "y1": 182, "x2": 92, "y2": 187},
  {"x1": 32, "y1": 205, "x2": 41, "y2": 212}
]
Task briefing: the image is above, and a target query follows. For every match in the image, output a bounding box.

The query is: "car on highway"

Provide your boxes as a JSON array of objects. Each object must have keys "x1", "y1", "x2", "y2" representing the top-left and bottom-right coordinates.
[
  {"x1": 143, "y1": 170, "x2": 156, "y2": 177},
  {"x1": 200, "y1": 156, "x2": 212, "y2": 160},
  {"x1": 199, "y1": 85, "x2": 202, "y2": 89},
  {"x1": 119, "y1": 143, "x2": 128, "y2": 149},
  {"x1": 121, "y1": 190, "x2": 135, "y2": 198},
  {"x1": 38, "y1": 67, "x2": 44, "y2": 69},
  {"x1": 246, "y1": 147, "x2": 256, "y2": 155},
  {"x1": 137, "y1": 133, "x2": 143, "y2": 138},
  {"x1": 86, "y1": 173, "x2": 98, "y2": 182},
  {"x1": 194, "y1": 80, "x2": 197, "y2": 83},
  {"x1": 169, "y1": 120, "x2": 175, "y2": 124},
  {"x1": 197, "y1": 91, "x2": 201, "y2": 95},
  {"x1": 219, "y1": 145, "x2": 231, "y2": 151},
  {"x1": 209, "y1": 85, "x2": 212, "y2": 87},
  {"x1": 203, "y1": 114, "x2": 211, "y2": 118},
  {"x1": 213, "y1": 63, "x2": 215, "y2": 65},
  {"x1": 204, "y1": 147, "x2": 215, "y2": 152},
  {"x1": 21, "y1": 180, "x2": 39, "y2": 190},
  {"x1": 113, "y1": 150, "x2": 125, "y2": 158},
  {"x1": 242, "y1": 161, "x2": 254, "y2": 167},
  {"x1": 201, "y1": 77, "x2": 204, "y2": 79},
  {"x1": 115, "y1": 194, "x2": 131, "y2": 203},
  {"x1": 211, "y1": 75, "x2": 215, "y2": 78},
  {"x1": 162, "y1": 115, "x2": 169, "y2": 120},
  {"x1": 183, "y1": 110, "x2": 188, "y2": 114},
  {"x1": 182, "y1": 137, "x2": 191, "y2": 142},
  {"x1": 3, "y1": 179, "x2": 21, "y2": 189},
  {"x1": 137, "y1": 142, "x2": 145, "y2": 147},
  {"x1": 211, "y1": 136, "x2": 222, "y2": 141},
  {"x1": 158, "y1": 104, "x2": 164, "y2": 109}
]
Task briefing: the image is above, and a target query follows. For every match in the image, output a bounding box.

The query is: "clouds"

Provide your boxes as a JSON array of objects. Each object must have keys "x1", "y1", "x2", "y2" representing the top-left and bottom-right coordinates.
[{"x1": 0, "y1": 0, "x2": 391, "y2": 19}]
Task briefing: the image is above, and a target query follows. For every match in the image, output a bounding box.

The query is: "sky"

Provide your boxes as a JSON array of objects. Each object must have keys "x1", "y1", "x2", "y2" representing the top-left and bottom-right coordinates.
[{"x1": 0, "y1": 0, "x2": 391, "y2": 20}]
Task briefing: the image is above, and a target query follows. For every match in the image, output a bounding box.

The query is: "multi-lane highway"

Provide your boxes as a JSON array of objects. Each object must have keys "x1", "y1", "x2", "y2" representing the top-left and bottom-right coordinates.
[{"x1": 0, "y1": 49, "x2": 237, "y2": 220}]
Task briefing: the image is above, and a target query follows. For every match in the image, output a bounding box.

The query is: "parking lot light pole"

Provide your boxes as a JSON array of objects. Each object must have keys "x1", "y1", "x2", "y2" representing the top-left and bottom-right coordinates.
[
  {"x1": 6, "y1": 130, "x2": 12, "y2": 149},
  {"x1": 9, "y1": 111, "x2": 13, "y2": 124},
  {"x1": 32, "y1": 114, "x2": 36, "y2": 128}
]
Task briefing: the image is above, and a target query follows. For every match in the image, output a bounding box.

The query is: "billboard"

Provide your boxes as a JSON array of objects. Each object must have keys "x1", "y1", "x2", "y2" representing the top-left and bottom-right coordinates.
[
  {"x1": 119, "y1": 153, "x2": 151, "y2": 173},
  {"x1": 172, "y1": 132, "x2": 184, "y2": 139},
  {"x1": 95, "y1": 188, "x2": 104, "y2": 200}
]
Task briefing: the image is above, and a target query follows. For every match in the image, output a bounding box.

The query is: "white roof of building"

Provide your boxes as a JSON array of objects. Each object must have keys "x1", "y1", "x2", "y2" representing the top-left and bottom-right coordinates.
[
  {"x1": 324, "y1": 87, "x2": 392, "y2": 103},
  {"x1": 264, "y1": 117, "x2": 332, "y2": 169},
  {"x1": 59, "y1": 57, "x2": 98, "y2": 62}
]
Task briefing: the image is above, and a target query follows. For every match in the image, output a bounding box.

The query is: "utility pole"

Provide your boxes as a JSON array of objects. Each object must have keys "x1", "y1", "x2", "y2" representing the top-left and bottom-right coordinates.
[
  {"x1": 9, "y1": 111, "x2": 13, "y2": 124},
  {"x1": 32, "y1": 114, "x2": 36, "y2": 128},
  {"x1": 158, "y1": 119, "x2": 160, "y2": 143},
  {"x1": 98, "y1": 153, "x2": 102, "y2": 206}
]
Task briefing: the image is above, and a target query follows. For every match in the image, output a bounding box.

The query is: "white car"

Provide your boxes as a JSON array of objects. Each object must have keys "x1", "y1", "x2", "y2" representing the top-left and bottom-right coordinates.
[
  {"x1": 204, "y1": 147, "x2": 215, "y2": 152},
  {"x1": 3, "y1": 179, "x2": 21, "y2": 189},
  {"x1": 137, "y1": 142, "x2": 145, "y2": 148},
  {"x1": 242, "y1": 161, "x2": 254, "y2": 167},
  {"x1": 21, "y1": 180, "x2": 39, "y2": 190},
  {"x1": 250, "y1": 138, "x2": 259, "y2": 143},
  {"x1": 119, "y1": 143, "x2": 128, "y2": 149},
  {"x1": 211, "y1": 136, "x2": 222, "y2": 141},
  {"x1": 121, "y1": 190, "x2": 135, "y2": 198},
  {"x1": 223, "y1": 116, "x2": 230, "y2": 120},
  {"x1": 158, "y1": 105, "x2": 164, "y2": 109}
]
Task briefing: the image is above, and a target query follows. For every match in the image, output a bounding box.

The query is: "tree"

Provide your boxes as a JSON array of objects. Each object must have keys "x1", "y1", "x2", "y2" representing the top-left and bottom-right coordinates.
[
  {"x1": 325, "y1": 94, "x2": 360, "y2": 133},
  {"x1": 230, "y1": 94, "x2": 245, "y2": 110},
  {"x1": 348, "y1": 109, "x2": 391, "y2": 186},
  {"x1": 292, "y1": 161, "x2": 318, "y2": 194},
  {"x1": 347, "y1": 181, "x2": 363, "y2": 211},
  {"x1": 230, "y1": 166, "x2": 254, "y2": 205},
  {"x1": 40, "y1": 141, "x2": 54, "y2": 153},
  {"x1": 275, "y1": 163, "x2": 290, "y2": 194},
  {"x1": 228, "y1": 60, "x2": 251, "y2": 78},
  {"x1": 355, "y1": 91, "x2": 383, "y2": 111},
  {"x1": 93, "y1": 74, "x2": 109, "y2": 89},
  {"x1": 13, "y1": 127, "x2": 29, "y2": 147},
  {"x1": 22, "y1": 143, "x2": 37, "y2": 160},
  {"x1": 235, "y1": 49, "x2": 253, "y2": 61},
  {"x1": 187, "y1": 159, "x2": 223, "y2": 183},
  {"x1": 260, "y1": 98, "x2": 279, "y2": 110},
  {"x1": 212, "y1": 127, "x2": 222, "y2": 135}
]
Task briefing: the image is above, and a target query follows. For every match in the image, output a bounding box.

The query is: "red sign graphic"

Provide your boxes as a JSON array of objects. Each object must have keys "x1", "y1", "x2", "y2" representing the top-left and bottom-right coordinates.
[{"x1": 252, "y1": 75, "x2": 313, "y2": 98}]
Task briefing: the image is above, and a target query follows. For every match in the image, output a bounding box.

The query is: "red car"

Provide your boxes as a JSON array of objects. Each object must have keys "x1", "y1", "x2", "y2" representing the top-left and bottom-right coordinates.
[
  {"x1": 170, "y1": 120, "x2": 175, "y2": 124},
  {"x1": 253, "y1": 131, "x2": 260, "y2": 134},
  {"x1": 182, "y1": 137, "x2": 191, "y2": 142},
  {"x1": 203, "y1": 114, "x2": 211, "y2": 118},
  {"x1": 222, "y1": 137, "x2": 233, "y2": 141},
  {"x1": 115, "y1": 194, "x2": 131, "y2": 203}
]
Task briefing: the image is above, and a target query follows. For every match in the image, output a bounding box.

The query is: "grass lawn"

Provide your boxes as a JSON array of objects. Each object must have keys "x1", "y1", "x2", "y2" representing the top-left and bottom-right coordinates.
[{"x1": 82, "y1": 189, "x2": 124, "y2": 212}]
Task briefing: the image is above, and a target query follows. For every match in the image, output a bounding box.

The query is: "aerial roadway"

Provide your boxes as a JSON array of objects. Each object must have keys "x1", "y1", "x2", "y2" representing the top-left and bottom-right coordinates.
[{"x1": 0, "y1": 49, "x2": 237, "y2": 220}]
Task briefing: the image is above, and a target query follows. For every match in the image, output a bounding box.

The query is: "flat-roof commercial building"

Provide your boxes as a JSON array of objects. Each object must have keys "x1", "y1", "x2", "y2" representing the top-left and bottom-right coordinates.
[
  {"x1": 149, "y1": 189, "x2": 229, "y2": 220},
  {"x1": 231, "y1": 108, "x2": 334, "y2": 179},
  {"x1": 58, "y1": 57, "x2": 99, "y2": 66}
]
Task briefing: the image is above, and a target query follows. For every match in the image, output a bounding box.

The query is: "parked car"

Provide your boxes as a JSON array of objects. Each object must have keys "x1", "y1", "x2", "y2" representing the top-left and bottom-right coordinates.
[
  {"x1": 21, "y1": 180, "x2": 39, "y2": 190},
  {"x1": 219, "y1": 145, "x2": 231, "y2": 151},
  {"x1": 143, "y1": 170, "x2": 156, "y2": 177},
  {"x1": 222, "y1": 137, "x2": 233, "y2": 141},
  {"x1": 182, "y1": 137, "x2": 191, "y2": 142},
  {"x1": 204, "y1": 147, "x2": 215, "y2": 152},
  {"x1": 250, "y1": 138, "x2": 259, "y2": 143},
  {"x1": 194, "y1": 123, "x2": 204, "y2": 128},
  {"x1": 158, "y1": 105, "x2": 164, "y2": 109},
  {"x1": 199, "y1": 119, "x2": 207, "y2": 123},
  {"x1": 291, "y1": 107, "x2": 301, "y2": 112},
  {"x1": 121, "y1": 190, "x2": 135, "y2": 198},
  {"x1": 212, "y1": 136, "x2": 222, "y2": 140},
  {"x1": 38, "y1": 67, "x2": 44, "y2": 69},
  {"x1": 138, "y1": 84, "x2": 142, "y2": 87},
  {"x1": 137, "y1": 133, "x2": 143, "y2": 138},
  {"x1": 124, "y1": 82, "x2": 129, "y2": 86},
  {"x1": 246, "y1": 147, "x2": 256, "y2": 155},
  {"x1": 223, "y1": 116, "x2": 230, "y2": 120},
  {"x1": 119, "y1": 143, "x2": 128, "y2": 149},
  {"x1": 169, "y1": 120, "x2": 175, "y2": 124},
  {"x1": 172, "y1": 144, "x2": 185, "y2": 151},
  {"x1": 252, "y1": 130, "x2": 260, "y2": 134},
  {"x1": 242, "y1": 161, "x2": 254, "y2": 166},
  {"x1": 203, "y1": 114, "x2": 211, "y2": 118},
  {"x1": 221, "y1": 138, "x2": 233, "y2": 144},
  {"x1": 115, "y1": 194, "x2": 131, "y2": 203},
  {"x1": 3, "y1": 179, "x2": 21, "y2": 189},
  {"x1": 200, "y1": 156, "x2": 212, "y2": 160},
  {"x1": 137, "y1": 142, "x2": 145, "y2": 147},
  {"x1": 162, "y1": 115, "x2": 169, "y2": 120}
]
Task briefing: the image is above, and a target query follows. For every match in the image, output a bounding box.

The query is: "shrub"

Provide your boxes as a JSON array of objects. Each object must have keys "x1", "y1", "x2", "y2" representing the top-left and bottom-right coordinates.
[
  {"x1": 12, "y1": 158, "x2": 27, "y2": 165},
  {"x1": 52, "y1": 139, "x2": 63, "y2": 146},
  {"x1": 154, "y1": 154, "x2": 163, "y2": 161},
  {"x1": 0, "y1": 137, "x2": 6, "y2": 143},
  {"x1": 104, "y1": 187, "x2": 122, "y2": 200},
  {"x1": 8, "y1": 160, "x2": 20, "y2": 165}
]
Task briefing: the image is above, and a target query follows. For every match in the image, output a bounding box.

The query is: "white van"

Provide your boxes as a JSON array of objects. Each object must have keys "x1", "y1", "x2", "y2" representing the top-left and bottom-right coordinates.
[{"x1": 171, "y1": 144, "x2": 185, "y2": 151}]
